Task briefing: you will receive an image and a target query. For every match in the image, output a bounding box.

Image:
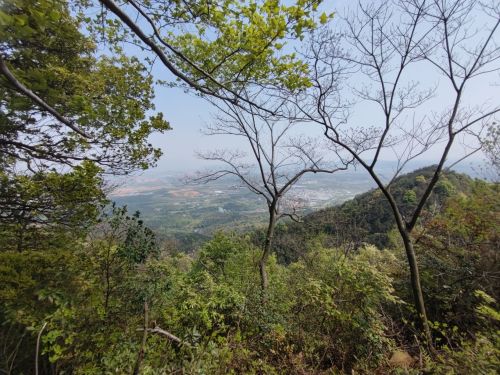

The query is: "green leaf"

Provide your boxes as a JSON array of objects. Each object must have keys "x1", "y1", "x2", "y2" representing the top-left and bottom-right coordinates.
[{"x1": 319, "y1": 12, "x2": 328, "y2": 25}]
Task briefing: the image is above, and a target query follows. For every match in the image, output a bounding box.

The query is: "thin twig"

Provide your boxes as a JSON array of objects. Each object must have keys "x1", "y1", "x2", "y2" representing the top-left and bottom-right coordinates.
[{"x1": 35, "y1": 322, "x2": 47, "y2": 375}]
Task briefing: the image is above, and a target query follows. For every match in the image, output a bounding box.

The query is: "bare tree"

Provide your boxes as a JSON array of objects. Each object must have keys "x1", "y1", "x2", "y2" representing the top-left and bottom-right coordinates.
[
  {"x1": 191, "y1": 100, "x2": 351, "y2": 291},
  {"x1": 282, "y1": 0, "x2": 500, "y2": 348}
]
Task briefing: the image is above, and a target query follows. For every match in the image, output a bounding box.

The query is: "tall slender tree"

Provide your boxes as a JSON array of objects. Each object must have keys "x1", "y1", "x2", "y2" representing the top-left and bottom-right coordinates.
[
  {"x1": 282, "y1": 0, "x2": 500, "y2": 348},
  {"x1": 192, "y1": 99, "x2": 350, "y2": 291}
]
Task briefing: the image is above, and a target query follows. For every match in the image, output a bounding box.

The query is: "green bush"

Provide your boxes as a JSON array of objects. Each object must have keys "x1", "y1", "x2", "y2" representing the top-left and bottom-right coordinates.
[{"x1": 284, "y1": 246, "x2": 399, "y2": 372}]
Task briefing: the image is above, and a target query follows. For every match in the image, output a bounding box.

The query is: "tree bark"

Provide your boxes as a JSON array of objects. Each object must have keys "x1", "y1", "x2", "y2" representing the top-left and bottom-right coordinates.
[
  {"x1": 399, "y1": 228, "x2": 433, "y2": 351},
  {"x1": 133, "y1": 301, "x2": 148, "y2": 375},
  {"x1": 259, "y1": 203, "x2": 277, "y2": 291},
  {"x1": 35, "y1": 322, "x2": 47, "y2": 375},
  {"x1": 363, "y1": 167, "x2": 434, "y2": 351}
]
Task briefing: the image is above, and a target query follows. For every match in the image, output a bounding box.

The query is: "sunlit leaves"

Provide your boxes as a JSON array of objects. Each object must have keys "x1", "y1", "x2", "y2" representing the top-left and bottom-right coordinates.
[{"x1": 81, "y1": 0, "x2": 329, "y2": 94}]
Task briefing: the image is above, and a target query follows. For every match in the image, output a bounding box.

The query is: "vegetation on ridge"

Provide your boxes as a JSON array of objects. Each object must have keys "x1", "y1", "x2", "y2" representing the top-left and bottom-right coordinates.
[
  {"x1": 271, "y1": 167, "x2": 474, "y2": 264},
  {"x1": 1, "y1": 168, "x2": 498, "y2": 373}
]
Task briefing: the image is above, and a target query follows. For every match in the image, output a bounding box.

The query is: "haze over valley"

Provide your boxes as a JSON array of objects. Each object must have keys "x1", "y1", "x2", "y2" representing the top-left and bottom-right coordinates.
[{"x1": 110, "y1": 169, "x2": 374, "y2": 248}]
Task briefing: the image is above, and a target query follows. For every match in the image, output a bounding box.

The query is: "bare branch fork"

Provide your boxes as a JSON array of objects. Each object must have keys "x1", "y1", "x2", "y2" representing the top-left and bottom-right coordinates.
[
  {"x1": 133, "y1": 301, "x2": 182, "y2": 348},
  {"x1": 136, "y1": 326, "x2": 183, "y2": 344},
  {"x1": 191, "y1": 95, "x2": 351, "y2": 292}
]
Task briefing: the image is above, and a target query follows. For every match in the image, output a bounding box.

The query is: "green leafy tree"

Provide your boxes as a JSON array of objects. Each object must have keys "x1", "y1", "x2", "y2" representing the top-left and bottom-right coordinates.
[
  {"x1": 91, "y1": 0, "x2": 329, "y2": 110},
  {"x1": 0, "y1": 248, "x2": 80, "y2": 372},
  {"x1": 0, "y1": 0, "x2": 169, "y2": 257},
  {"x1": 85, "y1": 204, "x2": 160, "y2": 313},
  {"x1": 286, "y1": 246, "x2": 399, "y2": 372},
  {"x1": 0, "y1": 0, "x2": 170, "y2": 174},
  {"x1": 0, "y1": 161, "x2": 106, "y2": 252}
]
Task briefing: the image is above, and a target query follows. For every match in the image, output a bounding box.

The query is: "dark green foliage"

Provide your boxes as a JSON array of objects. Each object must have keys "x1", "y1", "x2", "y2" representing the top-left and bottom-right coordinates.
[
  {"x1": 5, "y1": 0, "x2": 499, "y2": 372},
  {"x1": 102, "y1": 204, "x2": 160, "y2": 264},
  {"x1": 0, "y1": 248, "x2": 80, "y2": 372},
  {"x1": 0, "y1": 161, "x2": 106, "y2": 252},
  {"x1": 0, "y1": 0, "x2": 497, "y2": 371},
  {"x1": 192, "y1": 231, "x2": 247, "y2": 278},
  {"x1": 0, "y1": 232, "x2": 400, "y2": 373},
  {"x1": 284, "y1": 246, "x2": 399, "y2": 372},
  {"x1": 414, "y1": 182, "x2": 499, "y2": 334},
  {"x1": 1, "y1": 176, "x2": 499, "y2": 373}
]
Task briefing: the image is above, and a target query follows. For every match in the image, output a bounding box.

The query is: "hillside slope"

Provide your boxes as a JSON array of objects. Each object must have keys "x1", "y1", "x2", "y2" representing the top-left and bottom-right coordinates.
[{"x1": 272, "y1": 166, "x2": 474, "y2": 263}]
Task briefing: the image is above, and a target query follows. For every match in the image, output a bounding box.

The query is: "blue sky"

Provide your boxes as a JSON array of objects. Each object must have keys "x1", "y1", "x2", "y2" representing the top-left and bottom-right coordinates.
[{"x1": 132, "y1": 0, "x2": 499, "y2": 174}]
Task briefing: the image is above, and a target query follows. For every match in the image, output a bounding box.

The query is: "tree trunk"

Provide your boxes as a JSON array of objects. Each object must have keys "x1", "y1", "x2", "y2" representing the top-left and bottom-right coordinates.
[
  {"x1": 366, "y1": 167, "x2": 434, "y2": 351},
  {"x1": 259, "y1": 204, "x2": 277, "y2": 291},
  {"x1": 399, "y1": 228, "x2": 433, "y2": 351},
  {"x1": 133, "y1": 301, "x2": 148, "y2": 375},
  {"x1": 16, "y1": 222, "x2": 27, "y2": 252}
]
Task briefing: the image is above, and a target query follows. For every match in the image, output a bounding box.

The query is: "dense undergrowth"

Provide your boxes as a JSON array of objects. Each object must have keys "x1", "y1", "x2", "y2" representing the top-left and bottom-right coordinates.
[{"x1": 1, "y1": 178, "x2": 498, "y2": 374}]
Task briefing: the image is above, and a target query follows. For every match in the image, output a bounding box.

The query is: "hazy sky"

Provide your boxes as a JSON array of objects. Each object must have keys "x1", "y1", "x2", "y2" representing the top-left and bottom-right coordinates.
[{"x1": 136, "y1": 0, "x2": 499, "y2": 174}]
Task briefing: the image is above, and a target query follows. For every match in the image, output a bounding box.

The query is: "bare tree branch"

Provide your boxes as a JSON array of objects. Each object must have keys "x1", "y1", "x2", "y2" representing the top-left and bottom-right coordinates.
[
  {"x1": 137, "y1": 326, "x2": 183, "y2": 344},
  {"x1": 282, "y1": 0, "x2": 500, "y2": 350},
  {"x1": 190, "y1": 97, "x2": 350, "y2": 291}
]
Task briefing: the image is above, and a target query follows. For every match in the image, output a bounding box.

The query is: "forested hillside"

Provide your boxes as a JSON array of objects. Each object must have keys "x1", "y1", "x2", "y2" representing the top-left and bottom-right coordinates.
[
  {"x1": 0, "y1": 175, "x2": 498, "y2": 373},
  {"x1": 272, "y1": 167, "x2": 474, "y2": 263},
  {"x1": 1, "y1": 0, "x2": 499, "y2": 373}
]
